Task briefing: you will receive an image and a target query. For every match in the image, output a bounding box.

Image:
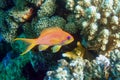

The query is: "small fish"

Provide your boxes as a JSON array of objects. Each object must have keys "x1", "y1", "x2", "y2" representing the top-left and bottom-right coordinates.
[
  {"x1": 14, "y1": 27, "x2": 74, "y2": 55},
  {"x1": 62, "y1": 41, "x2": 85, "y2": 59}
]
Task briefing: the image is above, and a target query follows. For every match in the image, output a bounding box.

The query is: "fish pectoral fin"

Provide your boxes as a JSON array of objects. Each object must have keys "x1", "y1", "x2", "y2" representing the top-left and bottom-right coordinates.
[
  {"x1": 38, "y1": 45, "x2": 49, "y2": 51},
  {"x1": 51, "y1": 45, "x2": 62, "y2": 53}
]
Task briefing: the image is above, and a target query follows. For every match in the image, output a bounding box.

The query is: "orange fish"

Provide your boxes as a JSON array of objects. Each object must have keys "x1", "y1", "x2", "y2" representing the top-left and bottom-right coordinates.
[{"x1": 14, "y1": 27, "x2": 74, "y2": 55}]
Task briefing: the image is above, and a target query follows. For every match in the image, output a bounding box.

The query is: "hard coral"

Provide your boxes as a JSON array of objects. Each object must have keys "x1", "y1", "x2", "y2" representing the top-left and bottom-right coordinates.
[
  {"x1": 37, "y1": 0, "x2": 56, "y2": 18},
  {"x1": 110, "y1": 49, "x2": 120, "y2": 79},
  {"x1": 28, "y1": 16, "x2": 66, "y2": 36},
  {"x1": 44, "y1": 58, "x2": 85, "y2": 80},
  {"x1": 48, "y1": 16, "x2": 66, "y2": 29},
  {"x1": 45, "y1": 49, "x2": 120, "y2": 80},
  {"x1": 32, "y1": 17, "x2": 50, "y2": 36},
  {"x1": 1, "y1": 15, "x2": 19, "y2": 43},
  {"x1": 65, "y1": 0, "x2": 120, "y2": 55},
  {"x1": 8, "y1": 7, "x2": 33, "y2": 23}
]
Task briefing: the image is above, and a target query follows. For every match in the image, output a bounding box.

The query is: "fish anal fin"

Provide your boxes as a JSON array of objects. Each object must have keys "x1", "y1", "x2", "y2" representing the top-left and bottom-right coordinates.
[
  {"x1": 51, "y1": 45, "x2": 62, "y2": 53},
  {"x1": 20, "y1": 43, "x2": 36, "y2": 55},
  {"x1": 38, "y1": 45, "x2": 49, "y2": 51},
  {"x1": 40, "y1": 27, "x2": 63, "y2": 37}
]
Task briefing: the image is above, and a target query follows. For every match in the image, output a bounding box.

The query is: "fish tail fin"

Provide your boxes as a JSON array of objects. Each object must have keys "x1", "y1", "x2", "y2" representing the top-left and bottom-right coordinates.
[
  {"x1": 20, "y1": 43, "x2": 36, "y2": 55},
  {"x1": 14, "y1": 38, "x2": 37, "y2": 55}
]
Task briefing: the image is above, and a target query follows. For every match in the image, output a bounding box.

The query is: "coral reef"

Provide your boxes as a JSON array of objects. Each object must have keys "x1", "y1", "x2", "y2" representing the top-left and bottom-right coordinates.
[
  {"x1": 65, "y1": 0, "x2": 120, "y2": 55},
  {"x1": 48, "y1": 16, "x2": 66, "y2": 29},
  {"x1": 0, "y1": 6, "x2": 34, "y2": 43},
  {"x1": 44, "y1": 58, "x2": 85, "y2": 80},
  {"x1": 0, "y1": 0, "x2": 120, "y2": 79},
  {"x1": 109, "y1": 49, "x2": 120, "y2": 79},
  {"x1": 37, "y1": 0, "x2": 56, "y2": 18},
  {"x1": 64, "y1": 22, "x2": 77, "y2": 34},
  {"x1": 45, "y1": 49, "x2": 120, "y2": 80},
  {"x1": 0, "y1": 14, "x2": 19, "y2": 43},
  {"x1": 23, "y1": 16, "x2": 66, "y2": 37},
  {"x1": 8, "y1": 7, "x2": 34, "y2": 23}
]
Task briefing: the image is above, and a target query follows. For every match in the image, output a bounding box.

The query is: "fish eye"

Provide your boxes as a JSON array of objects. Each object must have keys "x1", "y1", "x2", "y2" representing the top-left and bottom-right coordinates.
[{"x1": 67, "y1": 36, "x2": 71, "y2": 40}]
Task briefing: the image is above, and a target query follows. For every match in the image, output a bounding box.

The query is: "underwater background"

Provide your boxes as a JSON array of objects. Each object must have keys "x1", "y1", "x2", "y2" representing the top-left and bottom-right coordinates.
[{"x1": 0, "y1": 0, "x2": 120, "y2": 80}]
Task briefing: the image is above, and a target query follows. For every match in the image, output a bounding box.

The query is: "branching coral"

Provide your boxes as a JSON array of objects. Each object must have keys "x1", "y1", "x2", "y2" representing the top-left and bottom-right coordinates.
[
  {"x1": 44, "y1": 58, "x2": 85, "y2": 80},
  {"x1": 109, "y1": 49, "x2": 120, "y2": 79},
  {"x1": 0, "y1": 15, "x2": 19, "y2": 43},
  {"x1": 0, "y1": 6, "x2": 34, "y2": 43},
  {"x1": 45, "y1": 49, "x2": 120, "y2": 80},
  {"x1": 48, "y1": 16, "x2": 66, "y2": 29},
  {"x1": 37, "y1": 0, "x2": 56, "y2": 18},
  {"x1": 65, "y1": 0, "x2": 120, "y2": 55},
  {"x1": 25, "y1": 16, "x2": 66, "y2": 36},
  {"x1": 8, "y1": 7, "x2": 34, "y2": 23}
]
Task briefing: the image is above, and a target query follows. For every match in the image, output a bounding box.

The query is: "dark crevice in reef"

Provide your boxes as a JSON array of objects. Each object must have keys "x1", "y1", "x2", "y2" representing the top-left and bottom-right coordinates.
[
  {"x1": 0, "y1": 40, "x2": 12, "y2": 61},
  {"x1": 1, "y1": 0, "x2": 14, "y2": 11},
  {"x1": 55, "y1": 0, "x2": 71, "y2": 19},
  {"x1": 22, "y1": 62, "x2": 47, "y2": 80}
]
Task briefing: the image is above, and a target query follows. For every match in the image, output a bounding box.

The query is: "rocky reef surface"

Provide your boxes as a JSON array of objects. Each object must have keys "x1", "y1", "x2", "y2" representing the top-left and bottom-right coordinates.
[{"x1": 0, "y1": 0, "x2": 120, "y2": 80}]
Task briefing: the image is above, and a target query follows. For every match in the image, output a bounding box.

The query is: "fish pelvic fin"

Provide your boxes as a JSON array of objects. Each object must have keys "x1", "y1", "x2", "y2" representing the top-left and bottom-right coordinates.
[
  {"x1": 14, "y1": 38, "x2": 37, "y2": 55},
  {"x1": 38, "y1": 45, "x2": 49, "y2": 51},
  {"x1": 51, "y1": 45, "x2": 62, "y2": 53}
]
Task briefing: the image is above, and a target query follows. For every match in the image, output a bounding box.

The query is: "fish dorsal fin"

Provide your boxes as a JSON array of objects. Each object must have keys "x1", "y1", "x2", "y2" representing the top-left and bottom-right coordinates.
[{"x1": 40, "y1": 27, "x2": 63, "y2": 37}]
